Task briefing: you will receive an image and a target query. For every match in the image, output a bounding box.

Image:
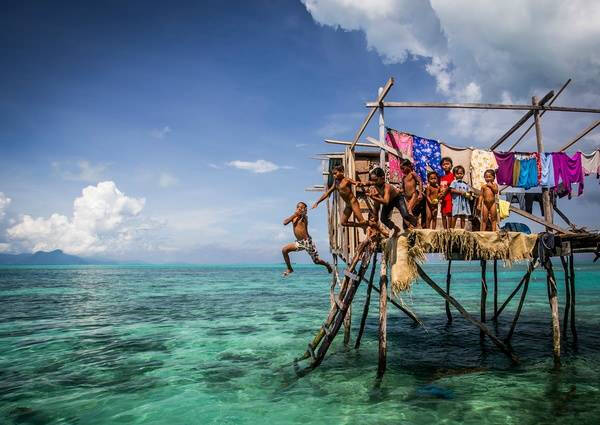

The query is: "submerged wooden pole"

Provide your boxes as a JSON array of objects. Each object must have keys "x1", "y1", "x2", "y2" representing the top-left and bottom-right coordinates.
[
  {"x1": 355, "y1": 254, "x2": 378, "y2": 349},
  {"x1": 506, "y1": 274, "x2": 530, "y2": 342},
  {"x1": 560, "y1": 256, "x2": 571, "y2": 338},
  {"x1": 544, "y1": 258, "x2": 562, "y2": 368},
  {"x1": 343, "y1": 300, "x2": 352, "y2": 345},
  {"x1": 445, "y1": 260, "x2": 453, "y2": 323},
  {"x1": 480, "y1": 260, "x2": 488, "y2": 340},
  {"x1": 330, "y1": 254, "x2": 338, "y2": 309},
  {"x1": 493, "y1": 260, "x2": 498, "y2": 320},
  {"x1": 415, "y1": 264, "x2": 518, "y2": 363},
  {"x1": 377, "y1": 256, "x2": 388, "y2": 378},
  {"x1": 569, "y1": 253, "x2": 578, "y2": 342},
  {"x1": 492, "y1": 261, "x2": 535, "y2": 321},
  {"x1": 361, "y1": 276, "x2": 423, "y2": 325}
]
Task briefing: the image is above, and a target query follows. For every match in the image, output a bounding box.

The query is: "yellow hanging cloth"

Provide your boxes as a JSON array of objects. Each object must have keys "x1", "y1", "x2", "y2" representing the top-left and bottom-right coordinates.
[{"x1": 498, "y1": 199, "x2": 510, "y2": 220}]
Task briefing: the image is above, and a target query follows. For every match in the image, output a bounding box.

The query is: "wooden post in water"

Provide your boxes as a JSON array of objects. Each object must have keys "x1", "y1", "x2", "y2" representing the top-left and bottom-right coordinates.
[
  {"x1": 506, "y1": 273, "x2": 530, "y2": 342},
  {"x1": 343, "y1": 299, "x2": 352, "y2": 345},
  {"x1": 377, "y1": 254, "x2": 388, "y2": 378},
  {"x1": 330, "y1": 254, "x2": 338, "y2": 309},
  {"x1": 493, "y1": 260, "x2": 498, "y2": 320},
  {"x1": 355, "y1": 254, "x2": 378, "y2": 349},
  {"x1": 480, "y1": 260, "x2": 488, "y2": 340},
  {"x1": 445, "y1": 260, "x2": 453, "y2": 323},
  {"x1": 569, "y1": 253, "x2": 578, "y2": 342},
  {"x1": 560, "y1": 256, "x2": 571, "y2": 338},
  {"x1": 544, "y1": 258, "x2": 562, "y2": 368}
]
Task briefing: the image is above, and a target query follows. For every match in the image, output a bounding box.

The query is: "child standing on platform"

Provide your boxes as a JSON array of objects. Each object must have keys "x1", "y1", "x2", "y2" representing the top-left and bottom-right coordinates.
[
  {"x1": 425, "y1": 171, "x2": 441, "y2": 229},
  {"x1": 449, "y1": 165, "x2": 472, "y2": 229},
  {"x1": 439, "y1": 157, "x2": 454, "y2": 229},
  {"x1": 478, "y1": 169, "x2": 499, "y2": 231}
]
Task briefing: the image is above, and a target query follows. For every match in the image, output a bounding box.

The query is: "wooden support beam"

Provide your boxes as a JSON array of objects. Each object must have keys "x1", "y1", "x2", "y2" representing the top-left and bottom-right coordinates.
[
  {"x1": 351, "y1": 77, "x2": 394, "y2": 151},
  {"x1": 493, "y1": 260, "x2": 498, "y2": 320},
  {"x1": 366, "y1": 136, "x2": 403, "y2": 158},
  {"x1": 355, "y1": 254, "x2": 378, "y2": 349},
  {"x1": 569, "y1": 252, "x2": 578, "y2": 342},
  {"x1": 505, "y1": 272, "x2": 530, "y2": 342},
  {"x1": 415, "y1": 264, "x2": 519, "y2": 363},
  {"x1": 480, "y1": 260, "x2": 488, "y2": 340},
  {"x1": 508, "y1": 79, "x2": 571, "y2": 152},
  {"x1": 325, "y1": 139, "x2": 377, "y2": 148},
  {"x1": 560, "y1": 256, "x2": 571, "y2": 338},
  {"x1": 377, "y1": 273, "x2": 388, "y2": 378},
  {"x1": 533, "y1": 95, "x2": 555, "y2": 231},
  {"x1": 343, "y1": 302, "x2": 352, "y2": 345},
  {"x1": 558, "y1": 119, "x2": 600, "y2": 152},
  {"x1": 492, "y1": 261, "x2": 535, "y2": 321},
  {"x1": 366, "y1": 101, "x2": 600, "y2": 114},
  {"x1": 363, "y1": 278, "x2": 423, "y2": 326},
  {"x1": 490, "y1": 90, "x2": 554, "y2": 151},
  {"x1": 509, "y1": 205, "x2": 571, "y2": 234},
  {"x1": 445, "y1": 260, "x2": 453, "y2": 323},
  {"x1": 544, "y1": 258, "x2": 562, "y2": 368}
]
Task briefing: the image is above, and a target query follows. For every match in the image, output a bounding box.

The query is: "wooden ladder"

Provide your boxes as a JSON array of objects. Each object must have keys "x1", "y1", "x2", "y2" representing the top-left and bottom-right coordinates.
[{"x1": 296, "y1": 240, "x2": 374, "y2": 371}]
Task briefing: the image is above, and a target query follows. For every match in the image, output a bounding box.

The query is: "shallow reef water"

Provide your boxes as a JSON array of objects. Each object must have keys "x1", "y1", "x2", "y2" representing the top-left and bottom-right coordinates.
[{"x1": 1, "y1": 262, "x2": 599, "y2": 424}]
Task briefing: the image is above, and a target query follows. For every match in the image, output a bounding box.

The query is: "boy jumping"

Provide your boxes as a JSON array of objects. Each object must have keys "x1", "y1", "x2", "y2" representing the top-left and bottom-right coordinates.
[{"x1": 282, "y1": 202, "x2": 332, "y2": 277}]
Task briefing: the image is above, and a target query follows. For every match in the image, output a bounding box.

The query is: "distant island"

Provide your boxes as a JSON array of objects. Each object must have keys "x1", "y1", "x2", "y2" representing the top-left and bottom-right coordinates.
[{"x1": 0, "y1": 249, "x2": 111, "y2": 265}]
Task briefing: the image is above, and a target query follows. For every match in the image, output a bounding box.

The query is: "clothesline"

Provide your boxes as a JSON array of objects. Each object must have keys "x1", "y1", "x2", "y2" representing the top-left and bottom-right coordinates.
[{"x1": 385, "y1": 128, "x2": 599, "y2": 197}]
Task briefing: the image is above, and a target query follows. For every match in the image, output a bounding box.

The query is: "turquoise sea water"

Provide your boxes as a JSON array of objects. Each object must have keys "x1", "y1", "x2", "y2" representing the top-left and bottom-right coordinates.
[{"x1": 1, "y1": 261, "x2": 600, "y2": 424}]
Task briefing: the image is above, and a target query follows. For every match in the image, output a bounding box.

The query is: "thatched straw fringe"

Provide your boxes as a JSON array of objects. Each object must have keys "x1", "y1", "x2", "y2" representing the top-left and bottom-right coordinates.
[{"x1": 385, "y1": 229, "x2": 538, "y2": 296}]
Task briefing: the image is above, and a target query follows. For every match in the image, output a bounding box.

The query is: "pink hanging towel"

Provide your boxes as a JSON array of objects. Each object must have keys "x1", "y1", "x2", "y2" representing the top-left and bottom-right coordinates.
[
  {"x1": 386, "y1": 129, "x2": 413, "y2": 183},
  {"x1": 552, "y1": 152, "x2": 584, "y2": 196}
]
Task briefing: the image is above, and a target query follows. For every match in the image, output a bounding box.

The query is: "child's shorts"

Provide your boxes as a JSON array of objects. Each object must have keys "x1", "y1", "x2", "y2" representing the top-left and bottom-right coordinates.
[{"x1": 295, "y1": 238, "x2": 319, "y2": 262}]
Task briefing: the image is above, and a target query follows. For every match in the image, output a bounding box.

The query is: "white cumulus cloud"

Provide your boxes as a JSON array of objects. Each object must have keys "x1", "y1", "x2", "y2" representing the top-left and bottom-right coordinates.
[
  {"x1": 302, "y1": 0, "x2": 600, "y2": 145},
  {"x1": 227, "y1": 159, "x2": 283, "y2": 173},
  {"x1": 7, "y1": 181, "x2": 146, "y2": 255},
  {"x1": 149, "y1": 126, "x2": 172, "y2": 139},
  {"x1": 0, "y1": 192, "x2": 11, "y2": 220}
]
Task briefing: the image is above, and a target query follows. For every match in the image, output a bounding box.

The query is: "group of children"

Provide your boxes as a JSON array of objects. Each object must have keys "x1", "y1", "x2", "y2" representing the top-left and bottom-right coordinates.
[{"x1": 281, "y1": 157, "x2": 500, "y2": 276}]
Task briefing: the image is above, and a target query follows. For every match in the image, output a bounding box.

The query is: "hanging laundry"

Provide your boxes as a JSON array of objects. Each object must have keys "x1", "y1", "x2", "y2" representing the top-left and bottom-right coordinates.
[
  {"x1": 552, "y1": 152, "x2": 584, "y2": 196},
  {"x1": 533, "y1": 152, "x2": 542, "y2": 183},
  {"x1": 524, "y1": 193, "x2": 544, "y2": 217},
  {"x1": 540, "y1": 153, "x2": 554, "y2": 187},
  {"x1": 516, "y1": 156, "x2": 538, "y2": 189},
  {"x1": 582, "y1": 150, "x2": 600, "y2": 177},
  {"x1": 470, "y1": 149, "x2": 498, "y2": 190},
  {"x1": 512, "y1": 159, "x2": 521, "y2": 186},
  {"x1": 412, "y1": 136, "x2": 443, "y2": 184},
  {"x1": 386, "y1": 129, "x2": 413, "y2": 183},
  {"x1": 505, "y1": 192, "x2": 525, "y2": 210},
  {"x1": 440, "y1": 143, "x2": 472, "y2": 185},
  {"x1": 493, "y1": 152, "x2": 515, "y2": 185},
  {"x1": 498, "y1": 199, "x2": 510, "y2": 220}
]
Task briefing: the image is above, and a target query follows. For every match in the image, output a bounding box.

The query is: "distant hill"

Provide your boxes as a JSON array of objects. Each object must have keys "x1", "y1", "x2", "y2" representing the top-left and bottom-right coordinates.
[{"x1": 0, "y1": 249, "x2": 92, "y2": 265}]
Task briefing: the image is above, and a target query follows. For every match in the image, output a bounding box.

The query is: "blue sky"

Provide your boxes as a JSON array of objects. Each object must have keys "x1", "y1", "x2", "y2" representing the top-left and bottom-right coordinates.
[{"x1": 1, "y1": 1, "x2": 599, "y2": 263}]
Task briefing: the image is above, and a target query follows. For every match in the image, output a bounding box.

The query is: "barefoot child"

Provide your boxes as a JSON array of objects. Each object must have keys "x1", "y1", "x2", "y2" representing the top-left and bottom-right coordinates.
[
  {"x1": 312, "y1": 164, "x2": 366, "y2": 229},
  {"x1": 439, "y1": 157, "x2": 454, "y2": 229},
  {"x1": 365, "y1": 167, "x2": 418, "y2": 234},
  {"x1": 281, "y1": 202, "x2": 332, "y2": 277},
  {"x1": 449, "y1": 165, "x2": 472, "y2": 229},
  {"x1": 478, "y1": 169, "x2": 499, "y2": 231},
  {"x1": 366, "y1": 211, "x2": 390, "y2": 240},
  {"x1": 425, "y1": 171, "x2": 441, "y2": 229},
  {"x1": 400, "y1": 160, "x2": 423, "y2": 222}
]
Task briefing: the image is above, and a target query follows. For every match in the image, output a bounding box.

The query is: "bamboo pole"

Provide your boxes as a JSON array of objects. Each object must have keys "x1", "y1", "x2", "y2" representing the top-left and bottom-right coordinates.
[
  {"x1": 377, "y1": 265, "x2": 388, "y2": 378},
  {"x1": 560, "y1": 256, "x2": 571, "y2": 338},
  {"x1": 544, "y1": 258, "x2": 562, "y2": 368},
  {"x1": 355, "y1": 254, "x2": 378, "y2": 349},
  {"x1": 558, "y1": 119, "x2": 600, "y2": 152},
  {"x1": 569, "y1": 252, "x2": 578, "y2": 342},
  {"x1": 493, "y1": 260, "x2": 498, "y2": 320},
  {"x1": 445, "y1": 260, "x2": 453, "y2": 323},
  {"x1": 350, "y1": 77, "x2": 394, "y2": 151},
  {"x1": 325, "y1": 139, "x2": 377, "y2": 148},
  {"x1": 366, "y1": 101, "x2": 600, "y2": 114},
  {"x1": 378, "y1": 87, "x2": 386, "y2": 168},
  {"x1": 343, "y1": 295, "x2": 352, "y2": 345},
  {"x1": 506, "y1": 274, "x2": 529, "y2": 342},
  {"x1": 415, "y1": 264, "x2": 519, "y2": 363},
  {"x1": 508, "y1": 79, "x2": 571, "y2": 152},
  {"x1": 533, "y1": 95, "x2": 554, "y2": 229},
  {"x1": 480, "y1": 260, "x2": 488, "y2": 340},
  {"x1": 492, "y1": 261, "x2": 535, "y2": 321}
]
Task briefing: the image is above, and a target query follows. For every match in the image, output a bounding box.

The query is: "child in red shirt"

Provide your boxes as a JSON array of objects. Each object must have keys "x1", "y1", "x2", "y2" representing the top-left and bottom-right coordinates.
[{"x1": 439, "y1": 157, "x2": 454, "y2": 229}]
